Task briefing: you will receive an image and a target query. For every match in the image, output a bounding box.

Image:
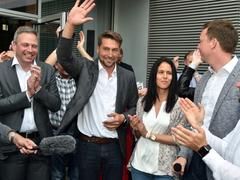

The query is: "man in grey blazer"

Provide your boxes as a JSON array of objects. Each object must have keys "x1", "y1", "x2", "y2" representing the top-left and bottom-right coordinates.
[
  {"x1": 182, "y1": 19, "x2": 240, "y2": 180},
  {"x1": 56, "y1": 1, "x2": 138, "y2": 180},
  {"x1": 0, "y1": 26, "x2": 61, "y2": 180}
]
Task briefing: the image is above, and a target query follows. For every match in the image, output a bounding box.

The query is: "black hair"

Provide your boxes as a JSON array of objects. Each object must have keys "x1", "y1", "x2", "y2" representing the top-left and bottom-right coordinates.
[{"x1": 143, "y1": 56, "x2": 178, "y2": 113}]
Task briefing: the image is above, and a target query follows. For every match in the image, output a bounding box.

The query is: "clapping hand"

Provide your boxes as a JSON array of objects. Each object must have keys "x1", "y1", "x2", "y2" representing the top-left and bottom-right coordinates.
[
  {"x1": 171, "y1": 98, "x2": 207, "y2": 151},
  {"x1": 172, "y1": 55, "x2": 179, "y2": 70},
  {"x1": 179, "y1": 98, "x2": 204, "y2": 128},
  {"x1": 171, "y1": 125, "x2": 207, "y2": 151},
  {"x1": 27, "y1": 65, "x2": 41, "y2": 97},
  {"x1": 128, "y1": 115, "x2": 148, "y2": 137}
]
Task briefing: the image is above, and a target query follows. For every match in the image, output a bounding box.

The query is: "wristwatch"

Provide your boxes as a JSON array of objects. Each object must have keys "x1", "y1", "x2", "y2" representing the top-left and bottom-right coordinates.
[
  {"x1": 150, "y1": 134, "x2": 156, "y2": 141},
  {"x1": 145, "y1": 131, "x2": 156, "y2": 141},
  {"x1": 197, "y1": 144, "x2": 211, "y2": 158}
]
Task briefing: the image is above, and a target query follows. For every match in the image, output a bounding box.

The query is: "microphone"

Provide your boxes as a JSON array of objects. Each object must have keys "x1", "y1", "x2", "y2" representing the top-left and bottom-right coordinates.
[
  {"x1": 173, "y1": 163, "x2": 182, "y2": 172},
  {"x1": 36, "y1": 135, "x2": 76, "y2": 156}
]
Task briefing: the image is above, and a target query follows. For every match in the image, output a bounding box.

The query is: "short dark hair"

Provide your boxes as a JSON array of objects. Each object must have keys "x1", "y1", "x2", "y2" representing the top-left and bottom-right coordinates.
[
  {"x1": 98, "y1": 31, "x2": 122, "y2": 46},
  {"x1": 143, "y1": 57, "x2": 178, "y2": 113},
  {"x1": 203, "y1": 19, "x2": 238, "y2": 54},
  {"x1": 13, "y1": 26, "x2": 37, "y2": 43}
]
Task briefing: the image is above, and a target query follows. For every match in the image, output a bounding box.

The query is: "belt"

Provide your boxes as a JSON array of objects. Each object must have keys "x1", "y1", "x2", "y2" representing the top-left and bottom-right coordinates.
[
  {"x1": 18, "y1": 131, "x2": 39, "y2": 138},
  {"x1": 79, "y1": 132, "x2": 118, "y2": 144}
]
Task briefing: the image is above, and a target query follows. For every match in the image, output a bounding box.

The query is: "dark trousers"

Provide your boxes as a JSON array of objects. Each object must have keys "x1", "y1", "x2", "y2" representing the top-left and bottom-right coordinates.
[
  {"x1": 0, "y1": 151, "x2": 50, "y2": 180},
  {"x1": 131, "y1": 166, "x2": 174, "y2": 180},
  {"x1": 51, "y1": 152, "x2": 79, "y2": 180},
  {"x1": 183, "y1": 152, "x2": 207, "y2": 180},
  {"x1": 77, "y1": 139, "x2": 123, "y2": 180}
]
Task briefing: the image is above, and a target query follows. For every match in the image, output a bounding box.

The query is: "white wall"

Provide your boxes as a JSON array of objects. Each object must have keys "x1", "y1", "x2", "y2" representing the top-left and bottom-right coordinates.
[{"x1": 114, "y1": 0, "x2": 149, "y2": 85}]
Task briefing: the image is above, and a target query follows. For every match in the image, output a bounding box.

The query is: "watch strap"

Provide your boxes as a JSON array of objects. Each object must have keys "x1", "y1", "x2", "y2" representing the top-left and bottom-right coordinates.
[{"x1": 197, "y1": 144, "x2": 211, "y2": 158}]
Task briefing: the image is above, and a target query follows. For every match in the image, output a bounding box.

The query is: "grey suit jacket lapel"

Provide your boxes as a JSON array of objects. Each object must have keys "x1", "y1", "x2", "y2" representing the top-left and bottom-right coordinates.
[
  {"x1": 210, "y1": 59, "x2": 240, "y2": 125},
  {"x1": 194, "y1": 70, "x2": 211, "y2": 103}
]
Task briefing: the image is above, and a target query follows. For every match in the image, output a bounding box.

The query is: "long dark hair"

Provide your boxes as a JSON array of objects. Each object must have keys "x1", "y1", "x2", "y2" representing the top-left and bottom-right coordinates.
[{"x1": 143, "y1": 57, "x2": 178, "y2": 113}]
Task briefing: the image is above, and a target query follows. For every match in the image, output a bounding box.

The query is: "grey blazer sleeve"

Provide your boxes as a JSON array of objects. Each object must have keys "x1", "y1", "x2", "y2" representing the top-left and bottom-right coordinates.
[{"x1": 0, "y1": 122, "x2": 12, "y2": 143}]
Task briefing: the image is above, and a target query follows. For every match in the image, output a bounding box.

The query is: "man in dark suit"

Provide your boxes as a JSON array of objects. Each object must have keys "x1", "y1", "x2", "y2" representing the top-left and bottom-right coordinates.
[
  {"x1": 0, "y1": 26, "x2": 61, "y2": 180},
  {"x1": 56, "y1": 1, "x2": 138, "y2": 180}
]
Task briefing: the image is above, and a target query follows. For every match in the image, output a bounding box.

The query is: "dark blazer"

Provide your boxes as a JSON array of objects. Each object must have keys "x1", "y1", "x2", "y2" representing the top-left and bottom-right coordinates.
[
  {"x1": 56, "y1": 37, "x2": 138, "y2": 159},
  {"x1": 177, "y1": 65, "x2": 196, "y2": 101},
  {"x1": 0, "y1": 59, "x2": 61, "y2": 154}
]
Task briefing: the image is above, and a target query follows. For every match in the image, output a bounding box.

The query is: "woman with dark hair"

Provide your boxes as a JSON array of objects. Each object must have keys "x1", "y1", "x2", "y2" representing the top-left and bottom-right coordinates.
[{"x1": 128, "y1": 57, "x2": 187, "y2": 180}]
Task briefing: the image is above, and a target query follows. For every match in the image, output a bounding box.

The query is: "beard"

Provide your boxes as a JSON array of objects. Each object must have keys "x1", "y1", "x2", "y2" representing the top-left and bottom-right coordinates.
[{"x1": 99, "y1": 58, "x2": 116, "y2": 68}]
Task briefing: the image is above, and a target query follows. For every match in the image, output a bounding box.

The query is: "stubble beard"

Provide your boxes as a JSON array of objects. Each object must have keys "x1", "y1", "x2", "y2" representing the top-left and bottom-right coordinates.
[{"x1": 100, "y1": 58, "x2": 116, "y2": 69}]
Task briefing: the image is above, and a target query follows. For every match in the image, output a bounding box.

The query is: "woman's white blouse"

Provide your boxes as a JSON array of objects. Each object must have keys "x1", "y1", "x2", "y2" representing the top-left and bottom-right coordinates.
[{"x1": 131, "y1": 101, "x2": 170, "y2": 175}]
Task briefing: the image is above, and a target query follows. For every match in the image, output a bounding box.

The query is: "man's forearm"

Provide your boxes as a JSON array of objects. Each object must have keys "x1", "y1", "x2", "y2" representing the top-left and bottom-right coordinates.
[{"x1": 62, "y1": 22, "x2": 75, "y2": 39}]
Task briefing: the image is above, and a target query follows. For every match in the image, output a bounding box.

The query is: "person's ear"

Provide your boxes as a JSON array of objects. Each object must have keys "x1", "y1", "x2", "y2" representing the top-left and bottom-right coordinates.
[{"x1": 210, "y1": 38, "x2": 217, "y2": 49}]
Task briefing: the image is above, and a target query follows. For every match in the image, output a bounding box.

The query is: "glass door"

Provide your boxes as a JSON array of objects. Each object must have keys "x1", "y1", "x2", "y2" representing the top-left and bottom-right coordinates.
[
  {"x1": 0, "y1": 7, "x2": 66, "y2": 61},
  {"x1": 36, "y1": 12, "x2": 67, "y2": 61}
]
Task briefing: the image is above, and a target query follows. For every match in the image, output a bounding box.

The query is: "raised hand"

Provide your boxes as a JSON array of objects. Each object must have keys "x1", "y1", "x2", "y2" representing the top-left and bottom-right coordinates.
[
  {"x1": 192, "y1": 49, "x2": 202, "y2": 66},
  {"x1": 179, "y1": 98, "x2": 204, "y2": 128},
  {"x1": 77, "y1": 31, "x2": 85, "y2": 49},
  {"x1": 67, "y1": 0, "x2": 96, "y2": 26},
  {"x1": 172, "y1": 55, "x2": 179, "y2": 70},
  {"x1": 55, "y1": 26, "x2": 62, "y2": 38}
]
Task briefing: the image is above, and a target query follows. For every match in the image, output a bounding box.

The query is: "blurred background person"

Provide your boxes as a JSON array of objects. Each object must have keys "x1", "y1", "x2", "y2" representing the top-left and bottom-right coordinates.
[
  {"x1": 45, "y1": 26, "x2": 80, "y2": 180},
  {"x1": 177, "y1": 50, "x2": 202, "y2": 100}
]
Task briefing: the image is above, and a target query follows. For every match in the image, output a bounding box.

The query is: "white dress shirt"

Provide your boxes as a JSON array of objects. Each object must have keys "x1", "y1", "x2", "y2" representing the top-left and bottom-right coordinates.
[
  {"x1": 201, "y1": 55, "x2": 238, "y2": 128},
  {"x1": 202, "y1": 120, "x2": 240, "y2": 180},
  {"x1": 12, "y1": 57, "x2": 37, "y2": 132},
  {"x1": 77, "y1": 61, "x2": 118, "y2": 138}
]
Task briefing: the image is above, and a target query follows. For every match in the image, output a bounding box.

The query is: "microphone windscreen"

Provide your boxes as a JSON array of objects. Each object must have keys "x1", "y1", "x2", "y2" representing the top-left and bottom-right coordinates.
[
  {"x1": 173, "y1": 163, "x2": 182, "y2": 172},
  {"x1": 38, "y1": 135, "x2": 76, "y2": 156}
]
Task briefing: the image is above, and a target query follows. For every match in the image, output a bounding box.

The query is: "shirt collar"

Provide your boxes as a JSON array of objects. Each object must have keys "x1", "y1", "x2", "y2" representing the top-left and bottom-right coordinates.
[
  {"x1": 11, "y1": 56, "x2": 37, "y2": 68},
  {"x1": 208, "y1": 55, "x2": 238, "y2": 74},
  {"x1": 98, "y1": 60, "x2": 117, "y2": 76}
]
